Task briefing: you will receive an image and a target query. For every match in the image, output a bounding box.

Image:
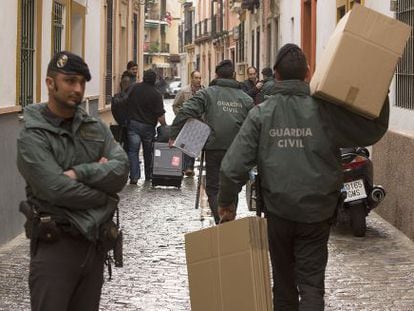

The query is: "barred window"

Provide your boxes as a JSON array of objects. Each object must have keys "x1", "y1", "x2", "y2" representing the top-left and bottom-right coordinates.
[
  {"x1": 19, "y1": 0, "x2": 35, "y2": 106},
  {"x1": 236, "y1": 21, "x2": 245, "y2": 63},
  {"x1": 52, "y1": 1, "x2": 65, "y2": 56},
  {"x1": 105, "y1": 0, "x2": 114, "y2": 101},
  {"x1": 395, "y1": 0, "x2": 414, "y2": 110},
  {"x1": 133, "y1": 13, "x2": 138, "y2": 63}
]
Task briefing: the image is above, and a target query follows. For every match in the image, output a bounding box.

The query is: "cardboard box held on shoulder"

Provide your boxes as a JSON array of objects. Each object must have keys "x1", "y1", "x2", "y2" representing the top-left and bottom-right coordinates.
[
  {"x1": 310, "y1": 4, "x2": 412, "y2": 119},
  {"x1": 185, "y1": 217, "x2": 272, "y2": 311}
]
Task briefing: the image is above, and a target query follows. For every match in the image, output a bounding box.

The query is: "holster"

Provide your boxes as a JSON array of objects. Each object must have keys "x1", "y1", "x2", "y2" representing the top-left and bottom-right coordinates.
[
  {"x1": 99, "y1": 219, "x2": 119, "y2": 252},
  {"x1": 19, "y1": 200, "x2": 61, "y2": 256},
  {"x1": 19, "y1": 201, "x2": 36, "y2": 239},
  {"x1": 99, "y1": 206, "x2": 123, "y2": 269}
]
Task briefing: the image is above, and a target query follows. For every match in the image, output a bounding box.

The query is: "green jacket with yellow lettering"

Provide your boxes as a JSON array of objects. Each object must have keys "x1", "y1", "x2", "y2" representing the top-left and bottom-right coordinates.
[
  {"x1": 218, "y1": 80, "x2": 389, "y2": 223},
  {"x1": 170, "y1": 79, "x2": 254, "y2": 150}
]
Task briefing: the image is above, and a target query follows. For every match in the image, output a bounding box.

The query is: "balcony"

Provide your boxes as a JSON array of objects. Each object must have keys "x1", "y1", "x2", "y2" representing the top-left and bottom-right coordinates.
[
  {"x1": 145, "y1": 11, "x2": 168, "y2": 28},
  {"x1": 143, "y1": 41, "x2": 170, "y2": 54},
  {"x1": 194, "y1": 18, "x2": 212, "y2": 43},
  {"x1": 241, "y1": 0, "x2": 260, "y2": 11}
]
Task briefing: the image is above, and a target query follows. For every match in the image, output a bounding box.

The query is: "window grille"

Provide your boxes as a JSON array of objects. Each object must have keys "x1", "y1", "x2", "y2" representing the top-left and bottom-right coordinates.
[
  {"x1": 133, "y1": 13, "x2": 138, "y2": 63},
  {"x1": 236, "y1": 22, "x2": 245, "y2": 63},
  {"x1": 105, "y1": 0, "x2": 113, "y2": 101},
  {"x1": 20, "y1": 0, "x2": 35, "y2": 106},
  {"x1": 395, "y1": 0, "x2": 414, "y2": 110},
  {"x1": 52, "y1": 1, "x2": 64, "y2": 56}
]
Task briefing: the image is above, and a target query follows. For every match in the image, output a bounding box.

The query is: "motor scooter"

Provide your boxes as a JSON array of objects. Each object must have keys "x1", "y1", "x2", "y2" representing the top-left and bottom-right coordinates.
[
  {"x1": 338, "y1": 147, "x2": 386, "y2": 237},
  {"x1": 245, "y1": 147, "x2": 386, "y2": 237}
]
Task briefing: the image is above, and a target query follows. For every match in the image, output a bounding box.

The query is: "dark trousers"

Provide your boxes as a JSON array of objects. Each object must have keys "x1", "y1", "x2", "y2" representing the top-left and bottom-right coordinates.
[
  {"x1": 127, "y1": 120, "x2": 155, "y2": 180},
  {"x1": 183, "y1": 154, "x2": 195, "y2": 171},
  {"x1": 266, "y1": 213, "x2": 331, "y2": 311},
  {"x1": 29, "y1": 234, "x2": 105, "y2": 311},
  {"x1": 205, "y1": 150, "x2": 227, "y2": 224}
]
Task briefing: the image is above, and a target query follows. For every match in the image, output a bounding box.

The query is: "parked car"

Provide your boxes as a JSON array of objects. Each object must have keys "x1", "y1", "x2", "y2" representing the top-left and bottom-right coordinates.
[{"x1": 165, "y1": 81, "x2": 181, "y2": 98}]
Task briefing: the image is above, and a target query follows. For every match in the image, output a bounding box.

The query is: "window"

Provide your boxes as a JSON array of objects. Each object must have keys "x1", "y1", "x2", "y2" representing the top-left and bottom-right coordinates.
[
  {"x1": 336, "y1": 0, "x2": 364, "y2": 21},
  {"x1": 236, "y1": 21, "x2": 245, "y2": 63},
  {"x1": 105, "y1": 0, "x2": 114, "y2": 101},
  {"x1": 19, "y1": 0, "x2": 35, "y2": 106},
  {"x1": 52, "y1": 1, "x2": 65, "y2": 56},
  {"x1": 133, "y1": 13, "x2": 138, "y2": 63},
  {"x1": 395, "y1": 0, "x2": 414, "y2": 110}
]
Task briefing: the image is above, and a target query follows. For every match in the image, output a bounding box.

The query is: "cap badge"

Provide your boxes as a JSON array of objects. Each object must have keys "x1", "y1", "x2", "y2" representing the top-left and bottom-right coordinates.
[{"x1": 57, "y1": 54, "x2": 68, "y2": 68}]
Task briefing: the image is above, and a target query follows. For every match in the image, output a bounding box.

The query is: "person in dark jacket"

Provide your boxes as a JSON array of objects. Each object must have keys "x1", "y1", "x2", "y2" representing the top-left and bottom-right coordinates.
[
  {"x1": 218, "y1": 44, "x2": 389, "y2": 310},
  {"x1": 111, "y1": 71, "x2": 134, "y2": 126},
  {"x1": 256, "y1": 67, "x2": 276, "y2": 104},
  {"x1": 169, "y1": 60, "x2": 254, "y2": 224},
  {"x1": 127, "y1": 69, "x2": 166, "y2": 184},
  {"x1": 241, "y1": 66, "x2": 263, "y2": 100},
  {"x1": 111, "y1": 71, "x2": 134, "y2": 150},
  {"x1": 127, "y1": 60, "x2": 138, "y2": 83},
  {"x1": 17, "y1": 51, "x2": 129, "y2": 311},
  {"x1": 155, "y1": 73, "x2": 168, "y2": 97}
]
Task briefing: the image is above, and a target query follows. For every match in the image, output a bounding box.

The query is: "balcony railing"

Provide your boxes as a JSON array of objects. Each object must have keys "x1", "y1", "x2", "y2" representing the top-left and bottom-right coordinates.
[
  {"x1": 144, "y1": 41, "x2": 170, "y2": 53},
  {"x1": 241, "y1": 0, "x2": 260, "y2": 11},
  {"x1": 194, "y1": 18, "x2": 212, "y2": 42}
]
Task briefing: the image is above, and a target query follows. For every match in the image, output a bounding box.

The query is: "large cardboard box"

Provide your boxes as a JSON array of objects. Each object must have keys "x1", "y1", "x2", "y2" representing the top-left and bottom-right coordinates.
[
  {"x1": 310, "y1": 4, "x2": 411, "y2": 118},
  {"x1": 185, "y1": 217, "x2": 272, "y2": 311}
]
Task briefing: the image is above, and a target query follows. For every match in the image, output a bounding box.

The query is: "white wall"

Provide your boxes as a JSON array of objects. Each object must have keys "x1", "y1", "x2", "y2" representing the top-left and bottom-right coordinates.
[
  {"x1": 0, "y1": 1, "x2": 18, "y2": 107},
  {"x1": 83, "y1": 0, "x2": 101, "y2": 97},
  {"x1": 315, "y1": 0, "x2": 337, "y2": 64},
  {"x1": 279, "y1": 0, "x2": 301, "y2": 46}
]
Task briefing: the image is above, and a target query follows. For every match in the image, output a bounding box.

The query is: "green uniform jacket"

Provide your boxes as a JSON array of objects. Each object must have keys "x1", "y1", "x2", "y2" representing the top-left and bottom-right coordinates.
[
  {"x1": 256, "y1": 77, "x2": 276, "y2": 104},
  {"x1": 17, "y1": 103, "x2": 129, "y2": 241},
  {"x1": 170, "y1": 79, "x2": 254, "y2": 150},
  {"x1": 218, "y1": 80, "x2": 389, "y2": 223}
]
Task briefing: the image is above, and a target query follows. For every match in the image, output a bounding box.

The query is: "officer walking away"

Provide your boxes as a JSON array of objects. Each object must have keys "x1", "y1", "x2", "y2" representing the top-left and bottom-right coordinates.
[
  {"x1": 17, "y1": 51, "x2": 129, "y2": 311},
  {"x1": 256, "y1": 67, "x2": 276, "y2": 104},
  {"x1": 172, "y1": 70, "x2": 204, "y2": 177},
  {"x1": 169, "y1": 60, "x2": 254, "y2": 224},
  {"x1": 241, "y1": 66, "x2": 263, "y2": 101},
  {"x1": 127, "y1": 69, "x2": 166, "y2": 184},
  {"x1": 127, "y1": 60, "x2": 138, "y2": 83},
  {"x1": 218, "y1": 44, "x2": 389, "y2": 310}
]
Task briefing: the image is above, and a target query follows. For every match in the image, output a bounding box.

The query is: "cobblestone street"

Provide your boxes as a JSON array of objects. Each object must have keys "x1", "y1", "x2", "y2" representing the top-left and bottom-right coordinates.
[
  {"x1": 1, "y1": 100, "x2": 414, "y2": 310},
  {"x1": 1, "y1": 179, "x2": 414, "y2": 310}
]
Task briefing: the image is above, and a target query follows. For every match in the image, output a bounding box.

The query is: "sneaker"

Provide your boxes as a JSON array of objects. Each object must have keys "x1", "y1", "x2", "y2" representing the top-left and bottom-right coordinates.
[{"x1": 129, "y1": 179, "x2": 138, "y2": 185}]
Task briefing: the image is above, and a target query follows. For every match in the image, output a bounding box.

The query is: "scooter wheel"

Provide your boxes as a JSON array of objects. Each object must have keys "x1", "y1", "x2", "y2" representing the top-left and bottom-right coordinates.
[{"x1": 350, "y1": 203, "x2": 367, "y2": 237}]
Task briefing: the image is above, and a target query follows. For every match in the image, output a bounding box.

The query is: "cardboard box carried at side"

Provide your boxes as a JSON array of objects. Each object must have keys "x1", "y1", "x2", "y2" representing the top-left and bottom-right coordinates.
[
  {"x1": 310, "y1": 4, "x2": 411, "y2": 119},
  {"x1": 173, "y1": 118, "x2": 211, "y2": 158},
  {"x1": 185, "y1": 217, "x2": 272, "y2": 311}
]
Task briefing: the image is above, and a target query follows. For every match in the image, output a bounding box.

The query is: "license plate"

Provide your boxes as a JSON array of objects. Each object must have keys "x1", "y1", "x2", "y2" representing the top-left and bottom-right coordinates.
[{"x1": 343, "y1": 179, "x2": 367, "y2": 202}]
